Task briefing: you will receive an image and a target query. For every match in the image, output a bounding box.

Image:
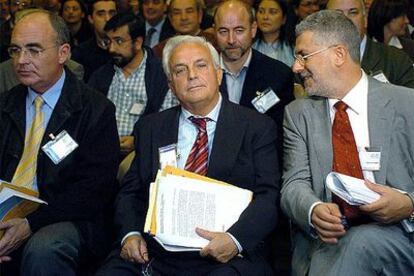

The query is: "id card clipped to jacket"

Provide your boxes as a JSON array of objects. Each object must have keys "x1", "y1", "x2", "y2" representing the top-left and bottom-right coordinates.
[{"x1": 42, "y1": 130, "x2": 78, "y2": 164}]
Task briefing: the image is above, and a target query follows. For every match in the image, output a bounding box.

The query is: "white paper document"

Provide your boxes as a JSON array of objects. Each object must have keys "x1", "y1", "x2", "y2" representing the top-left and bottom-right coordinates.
[
  {"x1": 326, "y1": 172, "x2": 380, "y2": 205},
  {"x1": 147, "y1": 173, "x2": 252, "y2": 251}
]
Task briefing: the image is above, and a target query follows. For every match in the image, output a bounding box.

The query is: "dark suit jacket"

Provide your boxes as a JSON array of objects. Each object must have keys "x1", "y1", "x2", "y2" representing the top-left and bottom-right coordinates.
[
  {"x1": 362, "y1": 37, "x2": 414, "y2": 88},
  {"x1": 158, "y1": 18, "x2": 175, "y2": 43},
  {"x1": 88, "y1": 47, "x2": 169, "y2": 117},
  {"x1": 72, "y1": 37, "x2": 112, "y2": 82},
  {"x1": 115, "y1": 99, "x2": 280, "y2": 269},
  {"x1": 219, "y1": 49, "x2": 294, "y2": 152},
  {"x1": 399, "y1": 37, "x2": 414, "y2": 62},
  {"x1": 0, "y1": 70, "x2": 120, "y2": 256}
]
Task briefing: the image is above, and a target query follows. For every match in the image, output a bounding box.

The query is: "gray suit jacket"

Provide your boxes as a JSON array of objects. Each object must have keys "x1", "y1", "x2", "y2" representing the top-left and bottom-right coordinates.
[{"x1": 281, "y1": 77, "x2": 414, "y2": 275}]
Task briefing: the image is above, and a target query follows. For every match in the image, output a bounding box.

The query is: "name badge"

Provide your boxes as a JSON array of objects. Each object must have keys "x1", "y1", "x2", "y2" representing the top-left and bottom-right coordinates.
[
  {"x1": 372, "y1": 71, "x2": 389, "y2": 83},
  {"x1": 129, "y1": 102, "x2": 145, "y2": 115},
  {"x1": 359, "y1": 147, "x2": 381, "y2": 171},
  {"x1": 42, "y1": 130, "x2": 78, "y2": 164},
  {"x1": 251, "y1": 87, "x2": 280, "y2": 114},
  {"x1": 159, "y1": 144, "x2": 177, "y2": 169}
]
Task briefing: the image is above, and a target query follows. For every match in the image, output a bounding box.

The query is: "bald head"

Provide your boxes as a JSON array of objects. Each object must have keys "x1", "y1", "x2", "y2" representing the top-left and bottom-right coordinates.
[
  {"x1": 214, "y1": 0, "x2": 255, "y2": 25},
  {"x1": 326, "y1": 0, "x2": 367, "y2": 38}
]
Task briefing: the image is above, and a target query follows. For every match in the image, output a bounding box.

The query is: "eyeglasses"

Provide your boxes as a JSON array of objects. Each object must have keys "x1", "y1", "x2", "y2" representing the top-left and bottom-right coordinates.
[
  {"x1": 8, "y1": 45, "x2": 58, "y2": 59},
  {"x1": 293, "y1": 45, "x2": 338, "y2": 66},
  {"x1": 102, "y1": 37, "x2": 133, "y2": 48}
]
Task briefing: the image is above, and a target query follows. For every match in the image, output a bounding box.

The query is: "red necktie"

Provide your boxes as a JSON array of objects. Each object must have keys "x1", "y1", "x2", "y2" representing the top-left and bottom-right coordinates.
[
  {"x1": 332, "y1": 101, "x2": 364, "y2": 222},
  {"x1": 185, "y1": 117, "x2": 209, "y2": 176}
]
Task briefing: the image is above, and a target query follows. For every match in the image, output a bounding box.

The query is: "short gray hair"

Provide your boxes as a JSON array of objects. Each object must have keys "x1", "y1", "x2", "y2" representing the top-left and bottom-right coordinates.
[
  {"x1": 18, "y1": 9, "x2": 70, "y2": 45},
  {"x1": 296, "y1": 10, "x2": 361, "y2": 63},
  {"x1": 162, "y1": 35, "x2": 220, "y2": 77}
]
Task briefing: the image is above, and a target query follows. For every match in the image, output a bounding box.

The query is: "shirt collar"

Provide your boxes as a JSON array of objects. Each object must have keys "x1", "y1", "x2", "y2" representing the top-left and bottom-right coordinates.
[
  {"x1": 220, "y1": 49, "x2": 252, "y2": 75},
  {"x1": 328, "y1": 70, "x2": 368, "y2": 115},
  {"x1": 27, "y1": 70, "x2": 65, "y2": 109},
  {"x1": 145, "y1": 16, "x2": 165, "y2": 33},
  {"x1": 388, "y1": 36, "x2": 403, "y2": 49},
  {"x1": 181, "y1": 93, "x2": 222, "y2": 123}
]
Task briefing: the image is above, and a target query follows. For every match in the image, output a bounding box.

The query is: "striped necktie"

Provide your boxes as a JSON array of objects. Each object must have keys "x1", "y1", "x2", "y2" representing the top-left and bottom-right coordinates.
[
  {"x1": 12, "y1": 96, "x2": 45, "y2": 192},
  {"x1": 185, "y1": 117, "x2": 209, "y2": 176}
]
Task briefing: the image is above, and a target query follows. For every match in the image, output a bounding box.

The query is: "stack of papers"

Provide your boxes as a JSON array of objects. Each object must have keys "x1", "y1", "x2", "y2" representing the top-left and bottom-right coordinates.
[
  {"x1": 325, "y1": 172, "x2": 380, "y2": 205},
  {"x1": 325, "y1": 172, "x2": 414, "y2": 233},
  {"x1": 144, "y1": 166, "x2": 253, "y2": 251}
]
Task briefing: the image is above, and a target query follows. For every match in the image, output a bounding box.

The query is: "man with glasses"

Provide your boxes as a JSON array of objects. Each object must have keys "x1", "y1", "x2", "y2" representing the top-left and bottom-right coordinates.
[
  {"x1": 0, "y1": 10, "x2": 120, "y2": 274},
  {"x1": 281, "y1": 10, "x2": 414, "y2": 276},
  {"x1": 89, "y1": 12, "x2": 177, "y2": 155}
]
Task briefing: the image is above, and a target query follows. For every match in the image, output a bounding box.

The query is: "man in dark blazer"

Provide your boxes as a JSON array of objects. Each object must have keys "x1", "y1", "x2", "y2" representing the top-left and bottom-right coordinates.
[
  {"x1": 97, "y1": 35, "x2": 280, "y2": 275},
  {"x1": 0, "y1": 10, "x2": 119, "y2": 274},
  {"x1": 88, "y1": 12, "x2": 176, "y2": 154},
  {"x1": 214, "y1": 0, "x2": 294, "y2": 152}
]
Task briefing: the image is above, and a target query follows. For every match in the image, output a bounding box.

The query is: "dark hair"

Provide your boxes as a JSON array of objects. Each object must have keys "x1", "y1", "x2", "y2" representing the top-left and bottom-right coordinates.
[
  {"x1": 104, "y1": 11, "x2": 145, "y2": 39},
  {"x1": 87, "y1": 0, "x2": 116, "y2": 15},
  {"x1": 367, "y1": 0, "x2": 410, "y2": 42},
  {"x1": 253, "y1": 0, "x2": 296, "y2": 46},
  {"x1": 60, "y1": 0, "x2": 88, "y2": 16}
]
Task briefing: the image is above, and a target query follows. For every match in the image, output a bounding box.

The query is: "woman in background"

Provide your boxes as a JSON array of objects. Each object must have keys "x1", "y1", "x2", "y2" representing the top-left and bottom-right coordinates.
[
  {"x1": 253, "y1": 0, "x2": 296, "y2": 66},
  {"x1": 367, "y1": 0, "x2": 414, "y2": 61}
]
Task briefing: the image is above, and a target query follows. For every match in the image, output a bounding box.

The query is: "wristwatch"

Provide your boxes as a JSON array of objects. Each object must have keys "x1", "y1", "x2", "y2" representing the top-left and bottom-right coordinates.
[{"x1": 409, "y1": 211, "x2": 414, "y2": 223}]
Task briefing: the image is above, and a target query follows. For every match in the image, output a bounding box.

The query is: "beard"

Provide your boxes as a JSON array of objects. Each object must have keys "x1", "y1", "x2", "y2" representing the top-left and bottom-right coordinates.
[
  {"x1": 221, "y1": 44, "x2": 250, "y2": 62},
  {"x1": 111, "y1": 54, "x2": 134, "y2": 68},
  {"x1": 300, "y1": 71, "x2": 335, "y2": 98}
]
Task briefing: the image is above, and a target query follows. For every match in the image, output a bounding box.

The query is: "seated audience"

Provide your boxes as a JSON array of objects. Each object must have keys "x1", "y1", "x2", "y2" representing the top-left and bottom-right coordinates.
[
  {"x1": 95, "y1": 34, "x2": 280, "y2": 276},
  {"x1": 253, "y1": 0, "x2": 296, "y2": 66},
  {"x1": 0, "y1": 10, "x2": 119, "y2": 275},
  {"x1": 282, "y1": 10, "x2": 414, "y2": 276},
  {"x1": 367, "y1": 0, "x2": 414, "y2": 61}
]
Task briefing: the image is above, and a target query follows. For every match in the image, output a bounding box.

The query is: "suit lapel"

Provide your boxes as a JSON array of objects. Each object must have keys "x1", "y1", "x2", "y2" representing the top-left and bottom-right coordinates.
[
  {"x1": 367, "y1": 79, "x2": 393, "y2": 183},
  {"x1": 219, "y1": 76, "x2": 229, "y2": 99},
  {"x1": 310, "y1": 98, "x2": 333, "y2": 200},
  {"x1": 3, "y1": 85, "x2": 27, "y2": 140},
  {"x1": 361, "y1": 38, "x2": 380, "y2": 74},
  {"x1": 239, "y1": 50, "x2": 262, "y2": 107},
  {"x1": 42, "y1": 71, "x2": 82, "y2": 145},
  {"x1": 151, "y1": 107, "x2": 180, "y2": 176},
  {"x1": 208, "y1": 100, "x2": 245, "y2": 180}
]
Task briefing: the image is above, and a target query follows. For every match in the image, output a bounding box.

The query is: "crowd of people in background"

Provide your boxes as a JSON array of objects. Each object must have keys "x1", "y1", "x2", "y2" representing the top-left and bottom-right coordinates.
[{"x1": 0, "y1": 0, "x2": 414, "y2": 275}]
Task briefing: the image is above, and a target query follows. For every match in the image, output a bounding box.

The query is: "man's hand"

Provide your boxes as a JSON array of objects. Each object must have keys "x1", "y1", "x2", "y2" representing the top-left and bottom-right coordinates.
[
  {"x1": 120, "y1": 136, "x2": 135, "y2": 154},
  {"x1": 360, "y1": 180, "x2": 414, "y2": 223},
  {"x1": 196, "y1": 228, "x2": 238, "y2": 263},
  {"x1": 311, "y1": 203, "x2": 346, "y2": 244},
  {"x1": 120, "y1": 235, "x2": 149, "y2": 264},
  {"x1": 0, "y1": 218, "x2": 31, "y2": 262}
]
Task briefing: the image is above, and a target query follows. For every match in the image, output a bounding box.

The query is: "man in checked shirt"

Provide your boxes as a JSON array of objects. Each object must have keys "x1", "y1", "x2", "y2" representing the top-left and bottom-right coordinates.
[{"x1": 88, "y1": 11, "x2": 178, "y2": 155}]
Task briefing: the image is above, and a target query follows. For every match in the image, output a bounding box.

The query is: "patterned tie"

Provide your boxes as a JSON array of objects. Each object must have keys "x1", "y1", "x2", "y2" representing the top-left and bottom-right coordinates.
[
  {"x1": 332, "y1": 101, "x2": 365, "y2": 222},
  {"x1": 185, "y1": 117, "x2": 209, "y2": 176},
  {"x1": 12, "y1": 96, "x2": 45, "y2": 191},
  {"x1": 144, "y1": 27, "x2": 156, "y2": 47}
]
